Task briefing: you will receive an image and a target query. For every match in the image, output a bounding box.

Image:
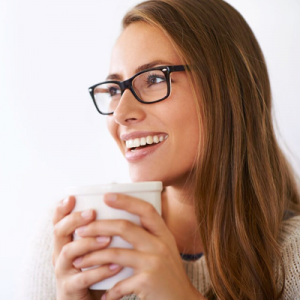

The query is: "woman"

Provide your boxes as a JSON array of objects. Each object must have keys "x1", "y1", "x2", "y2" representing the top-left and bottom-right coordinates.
[{"x1": 20, "y1": 0, "x2": 300, "y2": 299}]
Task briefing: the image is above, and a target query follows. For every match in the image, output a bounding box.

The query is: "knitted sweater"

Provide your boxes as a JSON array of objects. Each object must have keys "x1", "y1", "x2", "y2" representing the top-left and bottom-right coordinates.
[{"x1": 16, "y1": 211, "x2": 300, "y2": 300}]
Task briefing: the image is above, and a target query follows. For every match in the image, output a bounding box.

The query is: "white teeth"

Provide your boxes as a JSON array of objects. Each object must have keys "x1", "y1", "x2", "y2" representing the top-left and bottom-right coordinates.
[
  {"x1": 126, "y1": 140, "x2": 134, "y2": 148},
  {"x1": 146, "y1": 136, "x2": 153, "y2": 144},
  {"x1": 133, "y1": 138, "x2": 140, "y2": 147},
  {"x1": 125, "y1": 134, "x2": 168, "y2": 149}
]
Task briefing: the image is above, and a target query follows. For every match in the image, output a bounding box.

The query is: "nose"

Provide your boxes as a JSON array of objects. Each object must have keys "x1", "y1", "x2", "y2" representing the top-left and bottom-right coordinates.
[{"x1": 112, "y1": 89, "x2": 146, "y2": 125}]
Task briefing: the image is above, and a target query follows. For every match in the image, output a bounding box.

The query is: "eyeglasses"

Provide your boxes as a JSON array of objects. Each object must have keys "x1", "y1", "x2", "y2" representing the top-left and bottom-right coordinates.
[{"x1": 88, "y1": 65, "x2": 187, "y2": 115}]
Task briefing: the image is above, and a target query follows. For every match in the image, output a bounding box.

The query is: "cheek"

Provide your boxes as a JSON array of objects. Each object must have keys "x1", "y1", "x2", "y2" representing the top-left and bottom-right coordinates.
[
  {"x1": 106, "y1": 117, "x2": 125, "y2": 155},
  {"x1": 106, "y1": 116, "x2": 120, "y2": 145},
  {"x1": 172, "y1": 97, "x2": 200, "y2": 156}
]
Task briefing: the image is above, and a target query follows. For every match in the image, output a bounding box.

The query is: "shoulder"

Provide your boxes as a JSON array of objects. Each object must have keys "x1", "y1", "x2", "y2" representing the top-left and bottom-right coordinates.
[
  {"x1": 279, "y1": 215, "x2": 300, "y2": 245},
  {"x1": 277, "y1": 215, "x2": 300, "y2": 299},
  {"x1": 278, "y1": 215, "x2": 300, "y2": 257}
]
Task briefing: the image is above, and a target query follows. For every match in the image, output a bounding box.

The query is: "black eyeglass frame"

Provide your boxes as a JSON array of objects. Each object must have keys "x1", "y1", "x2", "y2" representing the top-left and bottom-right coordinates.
[{"x1": 88, "y1": 65, "x2": 188, "y2": 115}]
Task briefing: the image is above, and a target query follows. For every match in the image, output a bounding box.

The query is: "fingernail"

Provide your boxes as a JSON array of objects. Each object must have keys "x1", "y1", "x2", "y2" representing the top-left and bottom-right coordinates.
[
  {"x1": 73, "y1": 256, "x2": 83, "y2": 266},
  {"x1": 60, "y1": 197, "x2": 69, "y2": 206},
  {"x1": 96, "y1": 236, "x2": 110, "y2": 244},
  {"x1": 75, "y1": 226, "x2": 86, "y2": 235},
  {"x1": 105, "y1": 193, "x2": 117, "y2": 202},
  {"x1": 101, "y1": 293, "x2": 107, "y2": 300},
  {"x1": 81, "y1": 209, "x2": 93, "y2": 219},
  {"x1": 109, "y1": 263, "x2": 120, "y2": 271}
]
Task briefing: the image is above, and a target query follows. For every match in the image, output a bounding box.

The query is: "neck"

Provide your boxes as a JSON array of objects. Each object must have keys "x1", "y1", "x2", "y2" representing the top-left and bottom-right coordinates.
[{"x1": 161, "y1": 182, "x2": 203, "y2": 255}]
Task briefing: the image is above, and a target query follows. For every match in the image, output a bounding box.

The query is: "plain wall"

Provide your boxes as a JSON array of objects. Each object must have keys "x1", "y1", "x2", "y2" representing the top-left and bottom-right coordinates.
[{"x1": 0, "y1": 0, "x2": 299, "y2": 298}]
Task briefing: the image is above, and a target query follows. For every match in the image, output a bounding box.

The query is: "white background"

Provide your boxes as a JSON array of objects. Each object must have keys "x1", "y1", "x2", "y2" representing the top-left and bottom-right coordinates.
[{"x1": 0, "y1": 0, "x2": 299, "y2": 298}]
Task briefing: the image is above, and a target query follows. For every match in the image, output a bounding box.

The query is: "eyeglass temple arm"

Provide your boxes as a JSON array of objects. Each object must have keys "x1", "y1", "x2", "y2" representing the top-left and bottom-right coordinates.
[{"x1": 169, "y1": 65, "x2": 190, "y2": 72}]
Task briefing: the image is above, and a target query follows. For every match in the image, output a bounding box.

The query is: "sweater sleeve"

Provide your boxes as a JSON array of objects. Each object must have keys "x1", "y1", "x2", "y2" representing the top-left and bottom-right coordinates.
[{"x1": 16, "y1": 207, "x2": 57, "y2": 300}]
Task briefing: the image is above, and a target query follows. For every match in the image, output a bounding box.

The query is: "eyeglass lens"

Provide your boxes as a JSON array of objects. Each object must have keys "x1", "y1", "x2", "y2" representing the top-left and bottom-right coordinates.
[{"x1": 93, "y1": 69, "x2": 168, "y2": 114}]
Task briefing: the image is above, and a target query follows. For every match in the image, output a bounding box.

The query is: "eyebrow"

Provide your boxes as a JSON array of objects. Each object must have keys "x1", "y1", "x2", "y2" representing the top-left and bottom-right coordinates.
[{"x1": 105, "y1": 60, "x2": 173, "y2": 81}]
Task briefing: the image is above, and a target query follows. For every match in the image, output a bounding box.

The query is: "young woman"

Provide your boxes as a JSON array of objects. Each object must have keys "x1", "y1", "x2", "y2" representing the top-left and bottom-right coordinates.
[{"x1": 20, "y1": 0, "x2": 300, "y2": 299}]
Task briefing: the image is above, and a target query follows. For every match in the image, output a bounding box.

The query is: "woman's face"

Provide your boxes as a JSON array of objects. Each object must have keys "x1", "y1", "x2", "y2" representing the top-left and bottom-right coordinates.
[{"x1": 107, "y1": 22, "x2": 199, "y2": 187}]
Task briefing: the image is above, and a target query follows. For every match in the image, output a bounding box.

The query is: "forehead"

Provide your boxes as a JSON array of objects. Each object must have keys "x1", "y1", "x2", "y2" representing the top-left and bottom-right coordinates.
[{"x1": 109, "y1": 22, "x2": 182, "y2": 78}]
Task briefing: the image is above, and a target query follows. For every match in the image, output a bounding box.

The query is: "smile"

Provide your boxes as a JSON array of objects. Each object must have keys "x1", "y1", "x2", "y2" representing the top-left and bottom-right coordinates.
[
  {"x1": 124, "y1": 134, "x2": 168, "y2": 162},
  {"x1": 126, "y1": 134, "x2": 169, "y2": 150}
]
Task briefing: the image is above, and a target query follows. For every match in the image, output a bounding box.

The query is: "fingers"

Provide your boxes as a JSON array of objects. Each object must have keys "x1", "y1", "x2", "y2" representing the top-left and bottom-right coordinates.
[
  {"x1": 55, "y1": 237, "x2": 123, "y2": 296},
  {"x1": 52, "y1": 195, "x2": 97, "y2": 267},
  {"x1": 102, "y1": 273, "x2": 142, "y2": 300},
  {"x1": 52, "y1": 196, "x2": 76, "y2": 266},
  {"x1": 65, "y1": 264, "x2": 123, "y2": 293},
  {"x1": 103, "y1": 193, "x2": 178, "y2": 255},
  {"x1": 53, "y1": 208, "x2": 96, "y2": 266},
  {"x1": 52, "y1": 196, "x2": 75, "y2": 225},
  {"x1": 52, "y1": 197, "x2": 122, "y2": 299},
  {"x1": 103, "y1": 193, "x2": 168, "y2": 237},
  {"x1": 55, "y1": 236, "x2": 111, "y2": 271},
  {"x1": 72, "y1": 247, "x2": 155, "y2": 273},
  {"x1": 76, "y1": 219, "x2": 167, "y2": 255},
  {"x1": 55, "y1": 209, "x2": 96, "y2": 237}
]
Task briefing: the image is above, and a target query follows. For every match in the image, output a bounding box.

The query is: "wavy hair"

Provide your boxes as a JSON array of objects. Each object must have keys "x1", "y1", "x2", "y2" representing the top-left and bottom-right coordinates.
[{"x1": 122, "y1": 0, "x2": 300, "y2": 299}]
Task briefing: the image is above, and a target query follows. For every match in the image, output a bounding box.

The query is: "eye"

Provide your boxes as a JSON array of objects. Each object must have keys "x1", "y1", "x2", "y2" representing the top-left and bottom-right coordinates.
[
  {"x1": 147, "y1": 74, "x2": 165, "y2": 86},
  {"x1": 108, "y1": 86, "x2": 120, "y2": 97}
]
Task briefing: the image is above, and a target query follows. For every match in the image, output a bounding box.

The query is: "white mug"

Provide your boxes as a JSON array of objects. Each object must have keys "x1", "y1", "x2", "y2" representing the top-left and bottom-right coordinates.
[{"x1": 66, "y1": 181, "x2": 162, "y2": 290}]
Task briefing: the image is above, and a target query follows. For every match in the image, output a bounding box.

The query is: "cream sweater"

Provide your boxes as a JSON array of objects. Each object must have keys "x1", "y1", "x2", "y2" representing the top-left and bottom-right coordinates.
[{"x1": 16, "y1": 211, "x2": 300, "y2": 300}]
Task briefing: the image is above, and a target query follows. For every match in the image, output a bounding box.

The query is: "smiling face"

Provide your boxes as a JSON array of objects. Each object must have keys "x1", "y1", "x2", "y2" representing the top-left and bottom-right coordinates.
[{"x1": 106, "y1": 22, "x2": 200, "y2": 187}]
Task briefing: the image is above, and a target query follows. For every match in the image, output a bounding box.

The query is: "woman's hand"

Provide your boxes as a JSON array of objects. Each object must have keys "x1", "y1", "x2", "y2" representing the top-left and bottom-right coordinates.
[
  {"x1": 73, "y1": 193, "x2": 205, "y2": 300},
  {"x1": 52, "y1": 196, "x2": 122, "y2": 300}
]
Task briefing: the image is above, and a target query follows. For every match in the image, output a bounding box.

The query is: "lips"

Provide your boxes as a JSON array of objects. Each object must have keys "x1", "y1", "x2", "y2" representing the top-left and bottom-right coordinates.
[
  {"x1": 124, "y1": 137, "x2": 167, "y2": 162},
  {"x1": 120, "y1": 131, "x2": 168, "y2": 162}
]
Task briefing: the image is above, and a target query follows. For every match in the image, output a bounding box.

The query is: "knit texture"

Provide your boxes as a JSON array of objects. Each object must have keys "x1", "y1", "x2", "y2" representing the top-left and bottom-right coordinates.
[{"x1": 16, "y1": 211, "x2": 300, "y2": 300}]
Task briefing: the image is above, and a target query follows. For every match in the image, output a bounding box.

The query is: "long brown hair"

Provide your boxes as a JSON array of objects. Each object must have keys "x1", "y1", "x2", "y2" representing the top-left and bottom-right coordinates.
[{"x1": 122, "y1": 0, "x2": 300, "y2": 299}]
